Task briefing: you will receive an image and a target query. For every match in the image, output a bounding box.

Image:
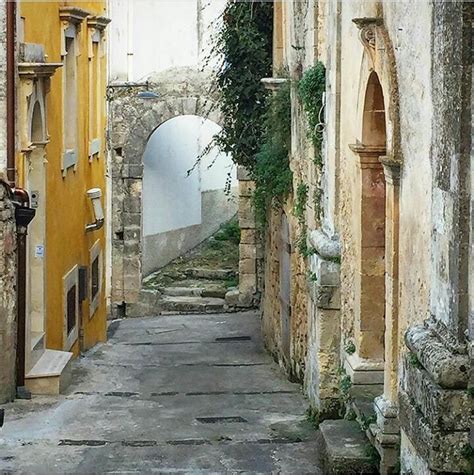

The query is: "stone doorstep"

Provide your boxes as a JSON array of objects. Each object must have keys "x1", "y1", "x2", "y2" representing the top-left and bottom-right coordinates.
[
  {"x1": 25, "y1": 349, "x2": 73, "y2": 395},
  {"x1": 160, "y1": 296, "x2": 227, "y2": 314},
  {"x1": 184, "y1": 268, "x2": 236, "y2": 281},
  {"x1": 320, "y1": 419, "x2": 378, "y2": 475},
  {"x1": 344, "y1": 352, "x2": 384, "y2": 385}
]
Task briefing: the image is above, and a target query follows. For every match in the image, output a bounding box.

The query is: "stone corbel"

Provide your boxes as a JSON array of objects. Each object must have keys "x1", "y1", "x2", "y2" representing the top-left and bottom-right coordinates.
[
  {"x1": 352, "y1": 17, "x2": 383, "y2": 68},
  {"x1": 349, "y1": 143, "x2": 386, "y2": 169},
  {"x1": 308, "y1": 229, "x2": 341, "y2": 310}
]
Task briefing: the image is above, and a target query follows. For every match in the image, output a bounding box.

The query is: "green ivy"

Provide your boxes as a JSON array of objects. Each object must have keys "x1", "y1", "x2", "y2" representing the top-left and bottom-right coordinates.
[
  {"x1": 297, "y1": 62, "x2": 326, "y2": 166},
  {"x1": 209, "y1": 1, "x2": 273, "y2": 170},
  {"x1": 252, "y1": 78, "x2": 293, "y2": 227},
  {"x1": 298, "y1": 63, "x2": 326, "y2": 224}
]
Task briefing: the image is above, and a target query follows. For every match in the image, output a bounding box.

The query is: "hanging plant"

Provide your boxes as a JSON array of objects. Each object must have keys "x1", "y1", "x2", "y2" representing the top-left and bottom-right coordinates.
[
  {"x1": 209, "y1": 0, "x2": 273, "y2": 170},
  {"x1": 253, "y1": 77, "x2": 293, "y2": 227}
]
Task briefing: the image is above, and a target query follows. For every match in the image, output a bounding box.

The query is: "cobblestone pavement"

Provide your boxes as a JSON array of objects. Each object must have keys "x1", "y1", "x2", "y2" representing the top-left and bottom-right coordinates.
[{"x1": 0, "y1": 311, "x2": 323, "y2": 474}]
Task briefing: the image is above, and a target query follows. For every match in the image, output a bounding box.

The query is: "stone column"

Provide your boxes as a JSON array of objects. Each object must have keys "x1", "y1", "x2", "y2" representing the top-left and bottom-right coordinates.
[
  {"x1": 305, "y1": 229, "x2": 341, "y2": 418},
  {"x1": 232, "y1": 166, "x2": 259, "y2": 308},
  {"x1": 345, "y1": 144, "x2": 385, "y2": 387},
  {"x1": 374, "y1": 159, "x2": 401, "y2": 474}
]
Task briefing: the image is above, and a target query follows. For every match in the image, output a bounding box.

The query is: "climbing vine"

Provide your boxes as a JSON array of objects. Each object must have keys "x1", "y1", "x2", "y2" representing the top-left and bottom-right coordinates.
[
  {"x1": 298, "y1": 62, "x2": 326, "y2": 166},
  {"x1": 298, "y1": 62, "x2": 326, "y2": 224},
  {"x1": 253, "y1": 78, "x2": 293, "y2": 226},
  {"x1": 208, "y1": 0, "x2": 273, "y2": 170}
]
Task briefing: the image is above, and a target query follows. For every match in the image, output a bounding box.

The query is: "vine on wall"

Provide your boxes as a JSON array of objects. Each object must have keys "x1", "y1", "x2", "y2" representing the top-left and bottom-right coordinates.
[
  {"x1": 298, "y1": 63, "x2": 326, "y2": 225},
  {"x1": 253, "y1": 78, "x2": 293, "y2": 227},
  {"x1": 209, "y1": 0, "x2": 273, "y2": 170}
]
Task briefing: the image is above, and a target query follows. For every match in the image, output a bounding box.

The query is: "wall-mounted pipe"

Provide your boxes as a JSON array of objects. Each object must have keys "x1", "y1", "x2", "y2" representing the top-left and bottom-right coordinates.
[{"x1": 6, "y1": 0, "x2": 16, "y2": 184}]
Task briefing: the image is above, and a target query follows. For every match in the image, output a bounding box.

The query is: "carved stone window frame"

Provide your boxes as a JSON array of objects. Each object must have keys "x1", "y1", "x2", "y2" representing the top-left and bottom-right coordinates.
[
  {"x1": 87, "y1": 16, "x2": 110, "y2": 162},
  {"x1": 89, "y1": 239, "x2": 103, "y2": 318},
  {"x1": 59, "y1": 7, "x2": 90, "y2": 177}
]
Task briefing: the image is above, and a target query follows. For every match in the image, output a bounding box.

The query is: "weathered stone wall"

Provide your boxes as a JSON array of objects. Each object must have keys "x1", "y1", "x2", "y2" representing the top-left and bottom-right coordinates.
[
  {"x1": 261, "y1": 0, "x2": 471, "y2": 472},
  {"x1": 0, "y1": 184, "x2": 17, "y2": 403}
]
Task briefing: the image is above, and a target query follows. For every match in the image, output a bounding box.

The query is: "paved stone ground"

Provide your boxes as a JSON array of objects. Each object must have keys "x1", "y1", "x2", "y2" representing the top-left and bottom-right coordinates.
[{"x1": 0, "y1": 312, "x2": 323, "y2": 474}]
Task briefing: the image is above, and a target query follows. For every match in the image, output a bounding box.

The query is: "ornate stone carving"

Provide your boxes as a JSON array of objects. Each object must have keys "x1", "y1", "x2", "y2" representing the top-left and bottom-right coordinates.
[{"x1": 352, "y1": 17, "x2": 383, "y2": 66}]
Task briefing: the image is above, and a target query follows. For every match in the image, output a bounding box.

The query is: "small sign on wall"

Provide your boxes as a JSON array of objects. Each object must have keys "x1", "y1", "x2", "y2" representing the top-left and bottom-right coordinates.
[{"x1": 35, "y1": 245, "x2": 45, "y2": 258}]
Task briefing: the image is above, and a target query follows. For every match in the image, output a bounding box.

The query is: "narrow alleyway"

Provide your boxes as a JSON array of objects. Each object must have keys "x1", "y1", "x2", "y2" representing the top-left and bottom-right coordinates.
[{"x1": 0, "y1": 312, "x2": 323, "y2": 473}]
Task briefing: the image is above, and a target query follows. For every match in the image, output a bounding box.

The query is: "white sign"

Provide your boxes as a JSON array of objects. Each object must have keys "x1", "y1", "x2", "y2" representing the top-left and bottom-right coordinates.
[{"x1": 35, "y1": 245, "x2": 44, "y2": 258}]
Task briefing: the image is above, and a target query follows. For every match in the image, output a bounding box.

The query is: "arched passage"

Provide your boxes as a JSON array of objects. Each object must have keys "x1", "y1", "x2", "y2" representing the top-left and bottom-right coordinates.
[{"x1": 142, "y1": 115, "x2": 237, "y2": 275}]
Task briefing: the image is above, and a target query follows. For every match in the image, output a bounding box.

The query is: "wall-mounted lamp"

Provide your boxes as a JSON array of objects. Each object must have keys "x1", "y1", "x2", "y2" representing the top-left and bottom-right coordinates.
[
  {"x1": 86, "y1": 188, "x2": 104, "y2": 233},
  {"x1": 136, "y1": 90, "x2": 160, "y2": 99}
]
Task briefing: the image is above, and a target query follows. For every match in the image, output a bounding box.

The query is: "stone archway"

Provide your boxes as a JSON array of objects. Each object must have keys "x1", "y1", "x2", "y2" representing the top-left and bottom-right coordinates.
[
  {"x1": 346, "y1": 17, "x2": 403, "y2": 470},
  {"x1": 109, "y1": 68, "x2": 224, "y2": 317}
]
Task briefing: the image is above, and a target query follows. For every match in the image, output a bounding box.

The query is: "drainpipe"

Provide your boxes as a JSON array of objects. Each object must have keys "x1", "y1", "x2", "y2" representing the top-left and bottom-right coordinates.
[
  {"x1": 6, "y1": 0, "x2": 16, "y2": 184},
  {"x1": 14, "y1": 189, "x2": 35, "y2": 400}
]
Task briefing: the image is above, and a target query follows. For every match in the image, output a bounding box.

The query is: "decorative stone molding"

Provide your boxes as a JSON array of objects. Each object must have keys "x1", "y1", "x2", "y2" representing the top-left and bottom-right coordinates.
[
  {"x1": 260, "y1": 77, "x2": 288, "y2": 92},
  {"x1": 308, "y1": 229, "x2": 340, "y2": 260},
  {"x1": 59, "y1": 7, "x2": 90, "y2": 26},
  {"x1": 87, "y1": 16, "x2": 111, "y2": 31},
  {"x1": 405, "y1": 324, "x2": 469, "y2": 389},
  {"x1": 18, "y1": 62, "x2": 62, "y2": 80},
  {"x1": 352, "y1": 18, "x2": 383, "y2": 70}
]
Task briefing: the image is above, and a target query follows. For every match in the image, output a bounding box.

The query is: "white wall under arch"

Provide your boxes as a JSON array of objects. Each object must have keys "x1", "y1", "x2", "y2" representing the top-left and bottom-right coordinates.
[{"x1": 142, "y1": 115, "x2": 237, "y2": 275}]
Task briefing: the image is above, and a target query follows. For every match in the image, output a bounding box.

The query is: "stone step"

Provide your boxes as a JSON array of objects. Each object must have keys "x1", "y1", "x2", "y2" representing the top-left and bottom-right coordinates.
[
  {"x1": 25, "y1": 349, "x2": 73, "y2": 395},
  {"x1": 320, "y1": 420, "x2": 378, "y2": 474},
  {"x1": 160, "y1": 296, "x2": 227, "y2": 314},
  {"x1": 184, "y1": 268, "x2": 236, "y2": 281},
  {"x1": 160, "y1": 286, "x2": 227, "y2": 299}
]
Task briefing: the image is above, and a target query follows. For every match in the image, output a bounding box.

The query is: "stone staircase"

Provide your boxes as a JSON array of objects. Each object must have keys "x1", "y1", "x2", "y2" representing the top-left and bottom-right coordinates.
[{"x1": 138, "y1": 268, "x2": 238, "y2": 315}]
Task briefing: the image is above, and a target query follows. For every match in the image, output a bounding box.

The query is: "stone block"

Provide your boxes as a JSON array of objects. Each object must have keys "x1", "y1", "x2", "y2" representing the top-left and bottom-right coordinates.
[
  {"x1": 240, "y1": 229, "x2": 257, "y2": 244},
  {"x1": 239, "y1": 258, "x2": 256, "y2": 275},
  {"x1": 400, "y1": 356, "x2": 471, "y2": 431},
  {"x1": 399, "y1": 390, "x2": 471, "y2": 473},
  {"x1": 239, "y1": 273, "x2": 257, "y2": 294},
  {"x1": 320, "y1": 420, "x2": 377, "y2": 474},
  {"x1": 237, "y1": 166, "x2": 252, "y2": 181},
  {"x1": 239, "y1": 180, "x2": 255, "y2": 197},
  {"x1": 225, "y1": 289, "x2": 240, "y2": 307},
  {"x1": 239, "y1": 243, "x2": 257, "y2": 260}
]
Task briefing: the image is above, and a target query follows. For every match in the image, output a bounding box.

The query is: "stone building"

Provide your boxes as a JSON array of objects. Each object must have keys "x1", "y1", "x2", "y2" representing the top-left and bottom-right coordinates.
[
  {"x1": 108, "y1": 0, "x2": 238, "y2": 317},
  {"x1": 256, "y1": 1, "x2": 472, "y2": 473}
]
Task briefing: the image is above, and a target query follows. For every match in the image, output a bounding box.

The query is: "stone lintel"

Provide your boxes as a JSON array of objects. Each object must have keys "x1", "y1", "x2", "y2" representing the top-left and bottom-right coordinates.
[
  {"x1": 399, "y1": 390, "x2": 470, "y2": 473},
  {"x1": 400, "y1": 357, "x2": 471, "y2": 431},
  {"x1": 87, "y1": 16, "x2": 111, "y2": 31},
  {"x1": 344, "y1": 352, "x2": 384, "y2": 385},
  {"x1": 260, "y1": 77, "x2": 289, "y2": 92},
  {"x1": 59, "y1": 6, "x2": 91, "y2": 25},
  {"x1": 405, "y1": 324, "x2": 469, "y2": 388},
  {"x1": 352, "y1": 17, "x2": 384, "y2": 30},
  {"x1": 18, "y1": 62, "x2": 63, "y2": 79}
]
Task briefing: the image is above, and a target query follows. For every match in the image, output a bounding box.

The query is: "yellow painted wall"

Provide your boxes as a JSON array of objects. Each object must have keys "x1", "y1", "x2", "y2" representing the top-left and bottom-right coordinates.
[{"x1": 19, "y1": 1, "x2": 108, "y2": 353}]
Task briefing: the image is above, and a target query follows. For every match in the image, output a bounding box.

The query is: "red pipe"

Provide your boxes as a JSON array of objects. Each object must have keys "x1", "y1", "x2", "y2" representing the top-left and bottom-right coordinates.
[{"x1": 6, "y1": 0, "x2": 16, "y2": 185}]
